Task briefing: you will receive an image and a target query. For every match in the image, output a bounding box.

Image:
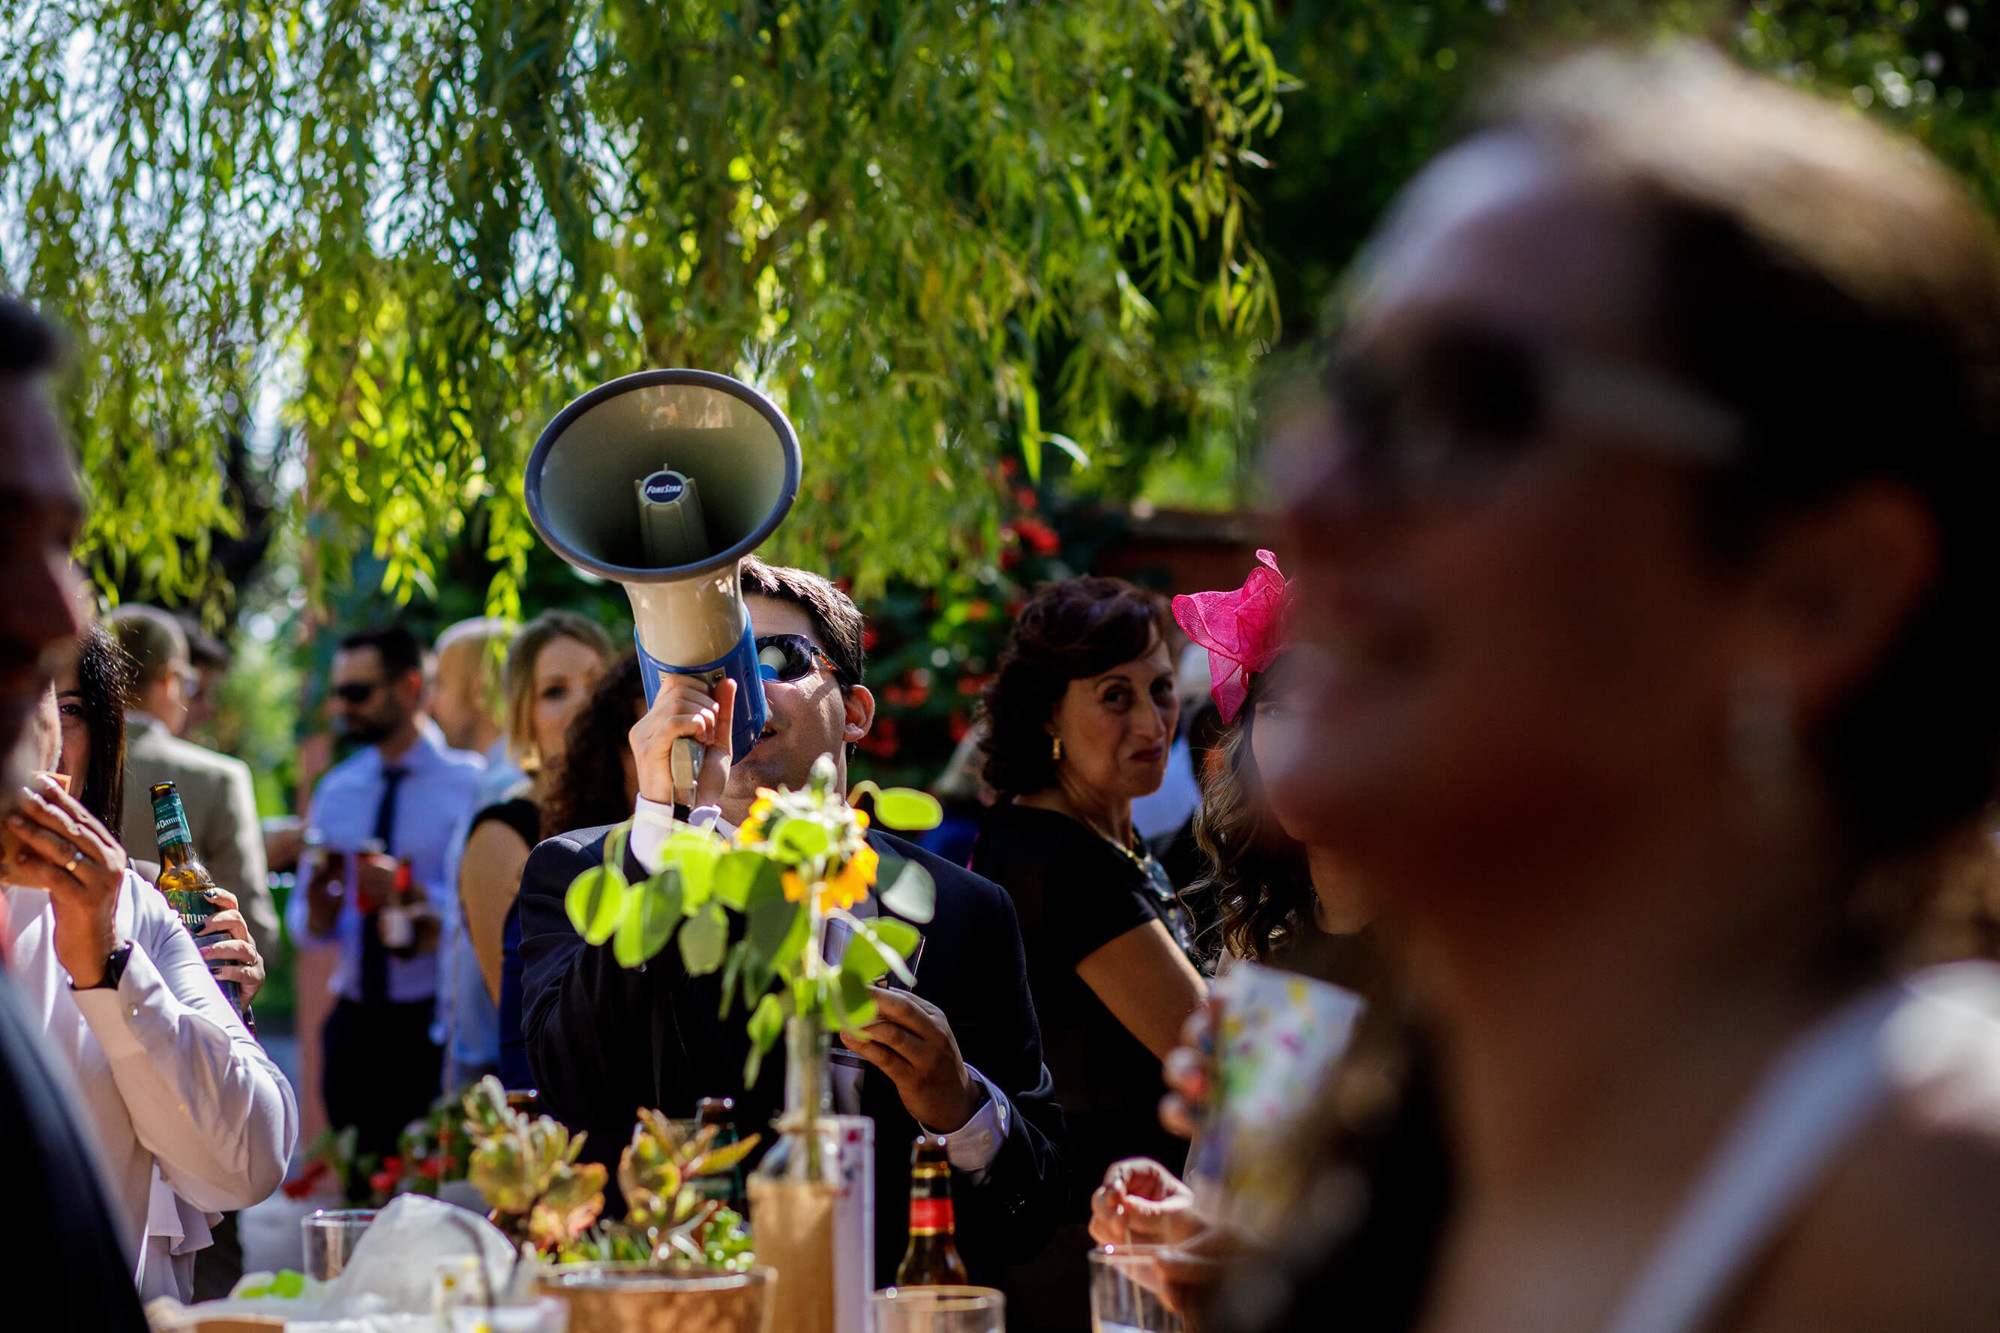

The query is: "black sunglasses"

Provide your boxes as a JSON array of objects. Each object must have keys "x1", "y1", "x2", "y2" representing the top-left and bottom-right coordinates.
[
  {"x1": 1324, "y1": 322, "x2": 1741, "y2": 506},
  {"x1": 756, "y1": 634, "x2": 844, "y2": 685},
  {"x1": 332, "y1": 681, "x2": 383, "y2": 704}
]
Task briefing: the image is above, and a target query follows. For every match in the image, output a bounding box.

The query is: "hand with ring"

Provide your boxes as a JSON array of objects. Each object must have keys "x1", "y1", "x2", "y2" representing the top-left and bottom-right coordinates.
[{"x1": 3, "y1": 773, "x2": 129, "y2": 987}]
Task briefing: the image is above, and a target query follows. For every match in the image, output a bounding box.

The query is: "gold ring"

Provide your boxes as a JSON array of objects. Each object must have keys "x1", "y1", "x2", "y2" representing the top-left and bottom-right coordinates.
[{"x1": 63, "y1": 847, "x2": 83, "y2": 874}]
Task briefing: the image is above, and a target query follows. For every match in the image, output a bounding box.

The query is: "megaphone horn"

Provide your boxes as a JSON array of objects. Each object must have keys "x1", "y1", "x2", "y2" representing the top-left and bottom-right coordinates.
[{"x1": 524, "y1": 369, "x2": 802, "y2": 803}]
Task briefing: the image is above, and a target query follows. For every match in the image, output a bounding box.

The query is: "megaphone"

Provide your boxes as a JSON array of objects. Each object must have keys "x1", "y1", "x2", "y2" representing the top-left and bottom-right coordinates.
[{"x1": 524, "y1": 369, "x2": 802, "y2": 799}]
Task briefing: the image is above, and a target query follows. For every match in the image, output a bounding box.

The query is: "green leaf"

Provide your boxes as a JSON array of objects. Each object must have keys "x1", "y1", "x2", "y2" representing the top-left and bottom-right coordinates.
[
  {"x1": 744, "y1": 994, "x2": 785, "y2": 1085},
  {"x1": 774, "y1": 817, "x2": 831, "y2": 860},
  {"x1": 878, "y1": 857, "x2": 936, "y2": 925},
  {"x1": 841, "y1": 931, "x2": 890, "y2": 984},
  {"x1": 663, "y1": 831, "x2": 722, "y2": 909},
  {"x1": 566, "y1": 866, "x2": 630, "y2": 946},
  {"x1": 720, "y1": 940, "x2": 748, "y2": 1018},
  {"x1": 746, "y1": 876, "x2": 802, "y2": 966},
  {"x1": 613, "y1": 869, "x2": 683, "y2": 969},
  {"x1": 872, "y1": 788, "x2": 944, "y2": 831},
  {"x1": 712, "y1": 850, "x2": 768, "y2": 910},
  {"x1": 836, "y1": 969, "x2": 878, "y2": 1030},
  {"x1": 868, "y1": 918, "x2": 922, "y2": 985},
  {"x1": 679, "y1": 901, "x2": 729, "y2": 976}
]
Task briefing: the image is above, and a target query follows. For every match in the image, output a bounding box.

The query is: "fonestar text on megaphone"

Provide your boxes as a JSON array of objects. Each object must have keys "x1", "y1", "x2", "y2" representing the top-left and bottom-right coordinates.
[{"x1": 524, "y1": 369, "x2": 802, "y2": 797}]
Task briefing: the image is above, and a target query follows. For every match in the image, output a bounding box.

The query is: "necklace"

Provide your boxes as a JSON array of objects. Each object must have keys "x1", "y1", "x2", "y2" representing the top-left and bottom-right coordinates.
[{"x1": 1070, "y1": 811, "x2": 1195, "y2": 953}]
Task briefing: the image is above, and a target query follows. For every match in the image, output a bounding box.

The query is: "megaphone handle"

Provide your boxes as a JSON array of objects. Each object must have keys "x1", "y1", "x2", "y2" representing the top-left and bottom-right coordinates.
[{"x1": 670, "y1": 736, "x2": 704, "y2": 806}]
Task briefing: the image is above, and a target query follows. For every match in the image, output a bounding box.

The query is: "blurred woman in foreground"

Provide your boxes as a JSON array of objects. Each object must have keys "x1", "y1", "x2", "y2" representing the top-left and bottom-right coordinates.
[{"x1": 1240, "y1": 45, "x2": 2000, "y2": 1333}]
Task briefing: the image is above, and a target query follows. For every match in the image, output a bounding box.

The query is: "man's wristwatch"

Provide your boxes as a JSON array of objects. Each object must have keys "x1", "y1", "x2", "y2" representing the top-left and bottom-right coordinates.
[{"x1": 73, "y1": 942, "x2": 133, "y2": 991}]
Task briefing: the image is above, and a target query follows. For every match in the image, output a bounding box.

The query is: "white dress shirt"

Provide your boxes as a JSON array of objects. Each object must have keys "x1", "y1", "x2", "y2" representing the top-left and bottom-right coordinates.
[
  {"x1": 5, "y1": 869, "x2": 298, "y2": 1301},
  {"x1": 290, "y1": 722, "x2": 485, "y2": 1004},
  {"x1": 628, "y1": 795, "x2": 1010, "y2": 1176}
]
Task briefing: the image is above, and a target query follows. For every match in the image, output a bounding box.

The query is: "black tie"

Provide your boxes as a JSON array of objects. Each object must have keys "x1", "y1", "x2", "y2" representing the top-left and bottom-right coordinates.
[{"x1": 358, "y1": 765, "x2": 408, "y2": 1004}]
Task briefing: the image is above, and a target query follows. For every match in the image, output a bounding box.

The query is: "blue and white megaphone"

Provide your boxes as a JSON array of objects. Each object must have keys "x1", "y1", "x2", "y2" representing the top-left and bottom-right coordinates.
[{"x1": 524, "y1": 369, "x2": 802, "y2": 799}]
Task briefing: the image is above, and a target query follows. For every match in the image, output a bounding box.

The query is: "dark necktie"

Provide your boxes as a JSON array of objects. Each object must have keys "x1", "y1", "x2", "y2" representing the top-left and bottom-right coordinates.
[{"x1": 358, "y1": 764, "x2": 408, "y2": 1004}]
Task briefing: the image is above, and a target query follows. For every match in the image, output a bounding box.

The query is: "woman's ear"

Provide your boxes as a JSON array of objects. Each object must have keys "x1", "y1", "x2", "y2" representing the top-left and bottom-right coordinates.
[{"x1": 1743, "y1": 482, "x2": 1939, "y2": 727}]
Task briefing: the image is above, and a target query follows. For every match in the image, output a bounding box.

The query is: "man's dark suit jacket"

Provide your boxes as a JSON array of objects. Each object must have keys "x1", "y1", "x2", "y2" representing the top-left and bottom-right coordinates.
[{"x1": 517, "y1": 824, "x2": 1070, "y2": 1284}]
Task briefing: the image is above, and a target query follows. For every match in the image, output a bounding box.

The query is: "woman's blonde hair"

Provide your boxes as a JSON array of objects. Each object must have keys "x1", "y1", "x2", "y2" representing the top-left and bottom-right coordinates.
[{"x1": 503, "y1": 610, "x2": 616, "y2": 772}]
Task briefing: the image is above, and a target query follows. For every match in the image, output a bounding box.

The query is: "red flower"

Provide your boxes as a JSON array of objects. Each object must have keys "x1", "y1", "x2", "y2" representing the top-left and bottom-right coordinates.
[
  {"x1": 282, "y1": 1160, "x2": 331, "y2": 1201},
  {"x1": 956, "y1": 673, "x2": 993, "y2": 698},
  {"x1": 862, "y1": 625, "x2": 880, "y2": 652},
  {"x1": 370, "y1": 1170, "x2": 399, "y2": 1197},
  {"x1": 1013, "y1": 487, "x2": 1039, "y2": 511},
  {"x1": 857, "y1": 717, "x2": 901, "y2": 759},
  {"x1": 1012, "y1": 518, "x2": 1060, "y2": 556},
  {"x1": 948, "y1": 711, "x2": 970, "y2": 742},
  {"x1": 418, "y1": 1157, "x2": 445, "y2": 1181},
  {"x1": 380, "y1": 1155, "x2": 404, "y2": 1175}
]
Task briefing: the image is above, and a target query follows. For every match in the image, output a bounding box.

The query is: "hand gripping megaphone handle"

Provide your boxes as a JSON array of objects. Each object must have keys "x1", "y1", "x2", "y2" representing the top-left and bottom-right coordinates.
[
  {"x1": 635, "y1": 626, "x2": 771, "y2": 804},
  {"x1": 669, "y1": 736, "x2": 705, "y2": 805}
]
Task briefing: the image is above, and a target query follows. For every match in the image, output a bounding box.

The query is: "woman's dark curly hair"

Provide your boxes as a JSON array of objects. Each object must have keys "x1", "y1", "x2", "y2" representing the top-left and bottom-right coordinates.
[
  {"x1": 71, "y1": 624, "x2": 136, "y2": 830},
  {"x1": 1193, "y1": 657, "x2": 1317, "y2": 964},
  {"x1": 541, "y1": 655, "x2": 645, "y2": 840},
  {"x1": 978, "y1": 577, "x2": 1171, "y2": 796}
]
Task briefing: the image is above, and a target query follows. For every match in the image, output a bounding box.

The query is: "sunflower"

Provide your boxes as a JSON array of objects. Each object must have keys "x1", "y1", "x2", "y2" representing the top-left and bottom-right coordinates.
[{"x1": 779, "y1": 842, "x2": 880, "y2": 914}]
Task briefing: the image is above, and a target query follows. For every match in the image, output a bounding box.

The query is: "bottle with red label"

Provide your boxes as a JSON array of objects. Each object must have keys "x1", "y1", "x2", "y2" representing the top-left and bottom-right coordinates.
[{"x1": 894, "y1": 1133, "x2": 969, "y2": 1286}]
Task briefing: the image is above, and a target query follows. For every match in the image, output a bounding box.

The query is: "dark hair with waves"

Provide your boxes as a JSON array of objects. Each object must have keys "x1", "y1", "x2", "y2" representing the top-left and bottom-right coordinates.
[
  {"x1": 1193, "y1": 657, "x2": 1317, "y2": 964},
  {"x1": 73, "y1": 624, "x2": 136, "y2": 830},
  {"x1": 978, "y1": 577, "x2": 1171, "y2": 796},
  {"x1": 541, "y1": 655, "x2": 645, "y2": 840}
]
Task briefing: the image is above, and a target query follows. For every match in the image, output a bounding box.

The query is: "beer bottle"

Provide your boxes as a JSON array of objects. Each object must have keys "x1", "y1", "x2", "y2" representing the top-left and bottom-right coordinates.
[
  {"x1": 895, "y1": 1134, "x2": 969, "y2": 1286},
  {"x1": 149, "y1": 782, "x2": 241, "y2": 1009},
  {"x1": 694, "y1": 1096, "x2": 746, "y2": 1209}
]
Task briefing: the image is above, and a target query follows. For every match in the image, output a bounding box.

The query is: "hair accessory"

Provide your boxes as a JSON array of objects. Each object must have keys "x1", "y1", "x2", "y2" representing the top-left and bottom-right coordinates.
[{"x1": 1171, "y1": 549, "x2": 1289, "y2": 724}]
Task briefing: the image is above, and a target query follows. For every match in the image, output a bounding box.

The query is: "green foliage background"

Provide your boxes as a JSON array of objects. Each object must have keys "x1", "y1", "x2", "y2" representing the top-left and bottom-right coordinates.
[
  {"x1": 8, "y1": 0, "x2": 2000, "y2": 796},
  {"x1": 2, "y1": 0, "x2": 1287, "y2": 618}
]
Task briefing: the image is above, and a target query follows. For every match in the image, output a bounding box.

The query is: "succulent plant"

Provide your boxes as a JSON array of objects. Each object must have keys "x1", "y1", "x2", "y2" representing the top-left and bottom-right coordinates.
[
  {"x1": 616, "y1": 1107, "x2": 761, "y2": 1263},
  {"x1": 460, "y1": 1076, "x2": 607, "y2": 1250},
  {"x1": 460, "y1": 1078, "x2": 760, "y2": 1267}
]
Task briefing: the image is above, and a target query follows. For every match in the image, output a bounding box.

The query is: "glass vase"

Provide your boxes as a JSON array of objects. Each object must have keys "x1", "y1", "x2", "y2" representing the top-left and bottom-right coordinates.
[{"x1": 749, "y1": 1014, "x2": 843, "y2": 1333}]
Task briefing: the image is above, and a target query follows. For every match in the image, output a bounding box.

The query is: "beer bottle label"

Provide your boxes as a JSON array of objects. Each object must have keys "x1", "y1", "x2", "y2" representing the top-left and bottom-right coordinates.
[
  {"x1": 150, "y1": 784, "x2": 192, "y2": 852},
  {"x1": 908, "y1": 1197, "x2": 954, "y2": 1235}
]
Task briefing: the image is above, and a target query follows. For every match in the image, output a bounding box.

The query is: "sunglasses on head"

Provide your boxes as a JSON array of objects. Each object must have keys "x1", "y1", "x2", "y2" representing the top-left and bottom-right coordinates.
[
  {"x1": 1323, "y1": 321, "x2": 1742, "y2": 507},
  {"x1": 332, "y1": 681, "x2": 382, "y2": 704},
  {"x1": 756, "y1": 634, "x2": 842, "y2": 684}
]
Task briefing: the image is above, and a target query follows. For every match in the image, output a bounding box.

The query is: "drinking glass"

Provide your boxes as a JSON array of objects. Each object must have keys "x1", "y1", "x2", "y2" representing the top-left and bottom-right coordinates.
[
  {"x1": 301, "y1": 1208, "x2": 377, "y2": 1281},
  {"x1": 871, "y1": 1286, "x2": 1005, "y2": 1333},
  {"x1": 448, "y1": 1296, "x2": 569, "y2": 1333},
  {"x1": 1089, "y1": 1247, "x2": 1183, "y2": 1333}
]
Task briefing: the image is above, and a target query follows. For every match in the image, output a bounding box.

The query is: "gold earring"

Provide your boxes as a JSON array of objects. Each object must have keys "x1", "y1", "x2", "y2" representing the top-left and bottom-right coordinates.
[{"x1": 1051, "y1": 736, "x2": 1064, "y2": 762}]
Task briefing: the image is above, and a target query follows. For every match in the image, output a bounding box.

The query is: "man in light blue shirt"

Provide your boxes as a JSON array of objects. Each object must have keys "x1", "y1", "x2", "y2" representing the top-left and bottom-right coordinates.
[{"x1": 291, "y1": 625, "x2": 483, "y2": 1154}]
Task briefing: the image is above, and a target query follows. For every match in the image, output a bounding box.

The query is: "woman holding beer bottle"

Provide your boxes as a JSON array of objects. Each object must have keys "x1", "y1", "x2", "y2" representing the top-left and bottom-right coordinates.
[{"x1": 0, "y1": 656, "x2": 296, "y2": 1302}]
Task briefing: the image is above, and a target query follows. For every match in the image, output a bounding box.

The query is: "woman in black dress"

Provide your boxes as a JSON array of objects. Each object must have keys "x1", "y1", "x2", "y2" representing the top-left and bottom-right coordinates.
[
  {"x1": 457, "y1": 611, "x2": 613, "y2": 1011},
  {"x1": 972, "y1": 577, "x2": 1207, "y2": 1320}
]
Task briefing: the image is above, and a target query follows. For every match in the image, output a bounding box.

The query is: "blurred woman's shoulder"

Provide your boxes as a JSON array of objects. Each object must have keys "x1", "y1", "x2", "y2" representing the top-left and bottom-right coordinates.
[{"x1": 1732, "y1": 962, "x2": 2000, "y2": 1331}]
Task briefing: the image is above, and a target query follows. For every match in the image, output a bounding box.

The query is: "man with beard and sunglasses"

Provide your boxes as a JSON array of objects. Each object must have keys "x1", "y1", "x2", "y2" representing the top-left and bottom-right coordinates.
[
  {"x1": 517, "y1": 558, "x2": 1070, "y2": 1287},
  {"x1": 294, "y1": 624, "x2": 483, "y2": 1153}
]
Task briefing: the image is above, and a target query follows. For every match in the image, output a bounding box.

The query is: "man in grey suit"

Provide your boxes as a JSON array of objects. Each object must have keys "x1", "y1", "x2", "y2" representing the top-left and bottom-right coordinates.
[{"x1": 111, "y1": 605, "x2": 279, "y2": 959}]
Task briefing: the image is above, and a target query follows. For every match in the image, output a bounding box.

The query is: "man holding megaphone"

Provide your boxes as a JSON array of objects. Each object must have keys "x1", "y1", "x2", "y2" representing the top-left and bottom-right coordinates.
[{"x1": 515, "y1": 559, "x2": 1071, "y2": 1285}]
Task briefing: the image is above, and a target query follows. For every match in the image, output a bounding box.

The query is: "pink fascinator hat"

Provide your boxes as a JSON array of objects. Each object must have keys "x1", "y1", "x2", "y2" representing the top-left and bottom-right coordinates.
[{"x1": 1171, "y1": 549, "x2": 1289, "y2": 724}]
